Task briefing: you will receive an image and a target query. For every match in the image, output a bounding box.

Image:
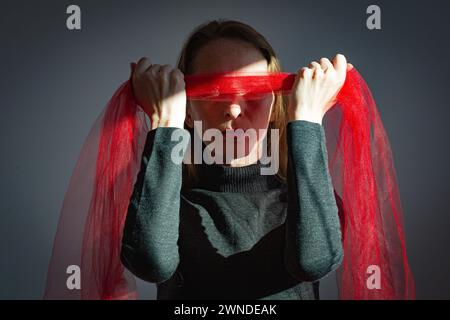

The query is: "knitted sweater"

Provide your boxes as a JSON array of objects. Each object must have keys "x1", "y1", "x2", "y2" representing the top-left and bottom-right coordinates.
[{"x1": 121, "y1": 120, "x2": 344, "y2": 300}]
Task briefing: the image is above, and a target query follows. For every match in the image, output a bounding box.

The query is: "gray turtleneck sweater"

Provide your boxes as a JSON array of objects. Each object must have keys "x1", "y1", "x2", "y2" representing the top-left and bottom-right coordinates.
[{"x1": 120, "y1": 120, "x2": 344, "y2": 300}]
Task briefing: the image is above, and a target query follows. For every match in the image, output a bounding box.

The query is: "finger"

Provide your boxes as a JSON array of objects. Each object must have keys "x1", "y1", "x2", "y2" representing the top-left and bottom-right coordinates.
[
  {"x1": 147, "y1": 64, "x2": 162, "y2": 77},
  {"x1": 309, "y1": 62, "x2": 324, "y2": 79},
  {"x1": 159, "y1": 64, "x2": 172, "y2": 79},
  {"x1": 136, "y1": 57, "x2": 152, "y2": 74},
  {"x1": 347, "y1": 63, "x2": 354, "y2": 71},
  {"x1": 159, "y1": 64, "x2": 172, "y2": 95},
  {"x1": 146, "y1": 64, "x2": 162, "y2": 93},
  {"x1": 170, "y1": 68, "x2": 185, "y2": 87},
  {"x1": 319, "y1": 57, "x2": 333, "y2": 72},
  {"x1": 291, "y1": 67, "x2": 308, "y2": 95},
  {"x1": 298, "y1": 66, "x2": 313, "y2": 79},
  {"x1": 309, "y1": 61, "x2": 321, "y2": 70},
  {"x1": 332, "y1": 54, "x2": 347, "y2": 75}
]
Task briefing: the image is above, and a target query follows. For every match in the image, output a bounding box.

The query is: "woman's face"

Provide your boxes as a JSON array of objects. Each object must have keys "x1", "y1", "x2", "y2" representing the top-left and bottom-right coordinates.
[{"x1": 186, "y1": 38, "x2": 275, "y2": 163}]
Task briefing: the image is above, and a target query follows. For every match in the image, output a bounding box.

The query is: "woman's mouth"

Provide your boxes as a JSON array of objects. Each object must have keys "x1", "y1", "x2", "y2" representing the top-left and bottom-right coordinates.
[{"x1": 221, "y1": 128, "x2": 246, "y2": 138}]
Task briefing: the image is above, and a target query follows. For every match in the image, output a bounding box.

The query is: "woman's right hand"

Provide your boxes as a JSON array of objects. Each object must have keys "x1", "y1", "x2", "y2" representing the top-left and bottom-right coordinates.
[{"x1": 130, "y1": 57, "x2": 187, "y2": 129}]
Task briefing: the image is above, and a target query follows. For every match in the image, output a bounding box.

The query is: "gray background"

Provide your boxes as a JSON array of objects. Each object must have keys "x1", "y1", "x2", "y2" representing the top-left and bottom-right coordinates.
[{"x1": 1, "y1": 0, "x2": 449, "y2": 299}]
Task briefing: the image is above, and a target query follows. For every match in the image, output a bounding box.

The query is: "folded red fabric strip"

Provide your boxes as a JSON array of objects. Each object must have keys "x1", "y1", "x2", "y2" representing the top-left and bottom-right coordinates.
[{"x1": 184, "y1": 71, "x2": 295, "y2": 100}]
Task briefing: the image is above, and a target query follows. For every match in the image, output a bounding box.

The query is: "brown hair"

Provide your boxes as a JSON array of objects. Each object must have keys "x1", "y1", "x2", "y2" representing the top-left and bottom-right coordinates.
[{"x1": 176, "y1": 19, "x2": 288, "y2": 189}]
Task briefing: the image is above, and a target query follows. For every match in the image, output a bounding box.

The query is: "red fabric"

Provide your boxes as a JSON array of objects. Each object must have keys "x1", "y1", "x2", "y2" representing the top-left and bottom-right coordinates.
[
  {"x1": 331, "y1": 69, "x2": 415, "y2": 299},
  {"x1": 44, "y1": 82, "x2": 146, "y2": 299},
  {"x1": 184, "y1": 71, "x2": 295, "y2": 100},
  {"x1": 44, "y1": 68, "x2": 415, "y2": 299}
]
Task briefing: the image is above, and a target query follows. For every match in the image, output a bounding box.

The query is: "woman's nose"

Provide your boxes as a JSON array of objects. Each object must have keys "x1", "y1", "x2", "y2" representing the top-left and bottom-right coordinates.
[
  {"x1": 224, "y1": 104, "x2": 242, "y2": 119},
  {"x1": 224, "y1": 95, "x2": 244, "y2": 119}
]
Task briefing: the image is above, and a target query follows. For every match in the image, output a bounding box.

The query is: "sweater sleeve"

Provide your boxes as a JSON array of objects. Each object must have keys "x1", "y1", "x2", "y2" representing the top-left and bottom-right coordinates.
[
  {"x1": 284, "y1": 120, "x2": 344, "y2": 282},
  {"x1": 120, "y1": 127, "x2": 190, "y2": 283}
]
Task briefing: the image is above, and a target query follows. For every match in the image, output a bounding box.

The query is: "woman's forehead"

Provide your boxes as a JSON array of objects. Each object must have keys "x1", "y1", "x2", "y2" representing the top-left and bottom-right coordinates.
[{"x1": 192, "y1": 38, "x2": 268, "y2": 74}]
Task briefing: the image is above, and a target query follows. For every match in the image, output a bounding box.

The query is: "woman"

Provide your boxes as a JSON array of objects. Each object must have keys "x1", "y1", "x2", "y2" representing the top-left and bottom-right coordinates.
[
  {"x1": 45, "y1": 18, "x2": 414, "y2": 300},
  {"x1": 120, "y1": 19, "x2": 348, "y2": 299}
]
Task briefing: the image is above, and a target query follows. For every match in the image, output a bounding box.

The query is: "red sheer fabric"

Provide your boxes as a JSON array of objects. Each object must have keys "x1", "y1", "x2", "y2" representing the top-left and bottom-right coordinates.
[
  {"x1": 44, "y1": 68, "x2": 415, "y2": 299},
  {"x1": 330, "y1": 69, "x2": 415, "y2": 299},
  {"x1": 44, "y1": 82, "x2": 147, "y2": 299}
]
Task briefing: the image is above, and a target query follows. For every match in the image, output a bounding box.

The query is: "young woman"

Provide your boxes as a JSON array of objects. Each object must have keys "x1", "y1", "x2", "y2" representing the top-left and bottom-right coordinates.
[{"x1": 120, "y1": 19, "x2": 349, "y2": 299}]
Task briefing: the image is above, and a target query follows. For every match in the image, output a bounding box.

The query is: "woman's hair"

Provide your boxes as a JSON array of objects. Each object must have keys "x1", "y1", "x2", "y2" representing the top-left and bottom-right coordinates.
[{"x1": 176, "y1": 19, "x2": 288, "y2": 188}]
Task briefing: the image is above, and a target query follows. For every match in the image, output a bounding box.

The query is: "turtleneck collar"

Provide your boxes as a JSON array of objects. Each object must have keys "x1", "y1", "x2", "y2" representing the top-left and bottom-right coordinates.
[{"x1": 195, "y1": 160, "x2": 283, "y2": 193}]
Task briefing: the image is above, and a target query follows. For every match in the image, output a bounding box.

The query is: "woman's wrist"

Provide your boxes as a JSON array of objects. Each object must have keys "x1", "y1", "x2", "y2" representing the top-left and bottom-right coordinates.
[
  {"x1": 150, "y1": 114, "x2": 185, "y2": 130},
  {"x1": 287, "y1": 108, "x2": 323, "y2": 125},
  {"x1": 158, "y1": 119, "x2": 185, "y2": 129}
]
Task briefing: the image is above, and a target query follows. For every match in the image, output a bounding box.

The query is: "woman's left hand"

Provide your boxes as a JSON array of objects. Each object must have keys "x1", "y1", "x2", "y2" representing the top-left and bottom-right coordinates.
[{"x1": 288, "y1": 54, "x2": 353, "y2": 124}]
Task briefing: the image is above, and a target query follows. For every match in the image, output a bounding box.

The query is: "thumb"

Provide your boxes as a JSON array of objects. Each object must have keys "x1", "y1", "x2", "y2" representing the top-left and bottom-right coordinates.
[{"x1": 333, "y1": 54, "x2": 347, "y2": 77}]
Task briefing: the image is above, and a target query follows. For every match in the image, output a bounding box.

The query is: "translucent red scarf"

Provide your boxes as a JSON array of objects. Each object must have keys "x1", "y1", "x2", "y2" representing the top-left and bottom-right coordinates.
[{"x1": 44, "y1": 68, "x2": 415, "y2": 300}]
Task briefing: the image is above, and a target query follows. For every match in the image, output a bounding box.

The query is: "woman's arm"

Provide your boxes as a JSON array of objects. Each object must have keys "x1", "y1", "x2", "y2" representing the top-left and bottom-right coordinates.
[
  {"x1": 283, "y1": 119, "x2": 344, "y2": 282},
  {"x1": 121, "y1": 57, "x2": 188, "y2": 283},
  {"x1": 120, "y1": 126, "x2": 190, "y2": 283},
  {"x1": 283, "y1": 54, "x2": 349, "y2": 281}
]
